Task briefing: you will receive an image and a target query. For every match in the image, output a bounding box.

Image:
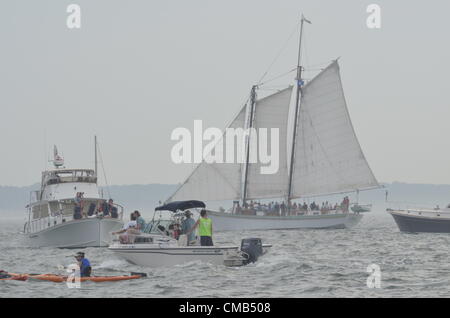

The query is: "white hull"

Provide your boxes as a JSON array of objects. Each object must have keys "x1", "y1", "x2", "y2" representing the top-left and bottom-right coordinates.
[
  {"x1": 25, "y1": 217, "x2": 123, "y2": 248},
  {"x1": 109, "y1": 244, "x2": 240, "y2": 267},
  {"x1": 109, "y1": 243, "x2": 271, "y2": 267},
  {"x1": 208, "y1": 211, "x2": 363, "y2": 231}
]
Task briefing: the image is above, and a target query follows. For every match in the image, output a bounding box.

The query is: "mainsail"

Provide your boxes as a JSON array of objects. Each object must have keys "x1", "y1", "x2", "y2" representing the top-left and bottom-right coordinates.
[
  {"x1": 246, "y1": 87, "x2": 292, "y2": 199},
  {"x1": 290, "y1": 61, "x2": 378, "y2": 198}
]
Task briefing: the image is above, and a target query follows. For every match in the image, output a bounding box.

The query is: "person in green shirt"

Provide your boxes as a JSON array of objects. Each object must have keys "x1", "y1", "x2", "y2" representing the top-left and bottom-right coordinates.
[{"x1": 188, "y1": 209, "x2": 213, "y2": 246}]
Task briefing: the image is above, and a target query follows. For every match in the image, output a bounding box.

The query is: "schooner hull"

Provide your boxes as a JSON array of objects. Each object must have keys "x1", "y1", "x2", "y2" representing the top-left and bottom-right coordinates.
[
  {"x1": 25, "y1": 217, "x2": 123, "y2": 248},
  {"x1": 208, "y1": 211, "x2": 363, "y2": 231}
]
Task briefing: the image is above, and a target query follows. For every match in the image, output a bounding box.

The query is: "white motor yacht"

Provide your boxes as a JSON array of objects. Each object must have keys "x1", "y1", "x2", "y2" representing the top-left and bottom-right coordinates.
[{"x1": 23, "y1": 139, "x2": 124, "y2": 248}]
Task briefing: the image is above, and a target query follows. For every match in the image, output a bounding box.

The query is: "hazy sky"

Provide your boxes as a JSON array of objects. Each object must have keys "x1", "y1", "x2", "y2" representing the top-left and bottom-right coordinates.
[{"x1": 1, "y1": 0, "x2": 449, "y2": 187}]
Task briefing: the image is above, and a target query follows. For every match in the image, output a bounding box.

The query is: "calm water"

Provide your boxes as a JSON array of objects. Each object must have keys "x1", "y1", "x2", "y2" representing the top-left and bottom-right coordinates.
[{"x1": 1, "y1": 208, "x2": 450, "y2": 298}]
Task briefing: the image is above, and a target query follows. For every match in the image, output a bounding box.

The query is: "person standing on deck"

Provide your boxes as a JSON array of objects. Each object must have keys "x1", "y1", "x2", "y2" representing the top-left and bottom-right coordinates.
[
  {"x1": 181, "y1": 210, "x2": 196, "y2": 245},
  {"x1": 188, "y1": 209, "x2": 213, "y2": 246}
]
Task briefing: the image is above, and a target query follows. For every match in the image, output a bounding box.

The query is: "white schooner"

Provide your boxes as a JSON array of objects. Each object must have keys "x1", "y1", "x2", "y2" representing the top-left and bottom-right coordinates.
[{"x1": 168, "y1": 16, "x2": 379, "y2": 231}]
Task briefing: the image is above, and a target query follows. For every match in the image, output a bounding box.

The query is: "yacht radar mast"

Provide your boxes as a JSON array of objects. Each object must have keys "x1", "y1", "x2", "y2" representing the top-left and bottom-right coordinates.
[{"x1": 52, "y1": 145, "x2": 64, "y2": 168}]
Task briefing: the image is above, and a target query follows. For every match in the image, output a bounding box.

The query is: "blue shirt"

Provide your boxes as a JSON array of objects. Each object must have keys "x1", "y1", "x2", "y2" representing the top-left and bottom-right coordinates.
[
  {"x1": 80, "y1": 258, "x2": 91, "y2": 277},
  {"x1": 181, "y1": 218, "x2": 196, "y2": 243}
]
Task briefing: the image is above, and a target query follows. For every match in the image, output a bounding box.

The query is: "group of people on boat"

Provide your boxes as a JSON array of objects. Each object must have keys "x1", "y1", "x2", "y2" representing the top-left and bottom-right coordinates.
[
  {"x1": 112, "y1": 209, "x2": 214, "y2": 247},
  {"x1": 73, "y1": 192, "x2": 119, "y2": 220},
  {"x1": 233, "y1": 196, "x2": 351, "y2": 216}
]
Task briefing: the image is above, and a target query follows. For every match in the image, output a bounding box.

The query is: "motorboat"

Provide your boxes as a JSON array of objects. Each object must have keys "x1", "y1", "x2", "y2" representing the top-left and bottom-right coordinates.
[
  {"x1": 109, "y1": 200, "x2": 272, "y2": 267},
  {"x1": 388, "y1": 206, "x2": 450, "y2": 233},
  {"x1": 23, "y1": 138, "x2": 124, "y2": 248}
]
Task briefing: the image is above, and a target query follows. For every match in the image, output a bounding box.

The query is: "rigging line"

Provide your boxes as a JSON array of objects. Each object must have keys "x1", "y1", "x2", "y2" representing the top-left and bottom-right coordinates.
[
  {"x1": 259, "y1": 67, "x2": 297, "y2": 86},
  {"x1": 304, "y1": 61, "x2": 333, "y2": 69},
  {"x1": 97, "y1": 141, "x2": 111, "y2": 199},
  {"x1": 256, "y1": 21, "x2": 301, "y2": 85},
  {"x1": 386, "y1": 200, "x2": 444, "y2": 208}
]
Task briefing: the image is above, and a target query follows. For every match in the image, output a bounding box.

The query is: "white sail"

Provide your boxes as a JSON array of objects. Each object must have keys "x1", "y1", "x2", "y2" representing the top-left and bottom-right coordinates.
[
  {"x1": 168, "y1": 106, "x2": 246, "y2": 202},
  {"x1": 290, "y1": 61, "x2": 378, "y2": 198},
  {"x1": 246, "y1": 87, "x2": 293, "y2": 199}
]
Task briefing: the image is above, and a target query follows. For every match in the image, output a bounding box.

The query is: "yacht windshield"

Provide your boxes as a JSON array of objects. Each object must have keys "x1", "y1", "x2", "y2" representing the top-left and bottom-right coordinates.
[{"x1": 44, "y1": 170, "x2": 97, "y2": 185}]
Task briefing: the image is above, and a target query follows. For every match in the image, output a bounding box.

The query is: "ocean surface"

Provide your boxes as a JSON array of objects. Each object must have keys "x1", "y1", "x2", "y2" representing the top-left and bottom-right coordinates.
[{"x1": 1, "y1": 207, "x2": 450, "y2": 298}]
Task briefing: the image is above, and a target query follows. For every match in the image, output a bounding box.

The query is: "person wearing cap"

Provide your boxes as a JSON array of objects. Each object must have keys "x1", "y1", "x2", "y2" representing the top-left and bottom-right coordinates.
[
  {"x1": 187, "y1": 209, "x2": 213, "y2": 246},
  {"x1": 181, "y1": 210, "x2": 196, "y2": 245},
  {"x1": 75, "y1": 252, "x2": 91, "y2": 277}
]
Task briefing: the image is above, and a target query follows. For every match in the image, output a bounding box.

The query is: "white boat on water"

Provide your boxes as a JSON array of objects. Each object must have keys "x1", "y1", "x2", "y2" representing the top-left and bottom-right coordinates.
[
  {"x1": 167, "y1": 16, "x2": 379, "y2": 231},
  {"x1": 109, "y1": 201, "x2": 272, "y2": 267},
  {"x1": 23, "y1": 138, "x2": 124, "y2": 248}
]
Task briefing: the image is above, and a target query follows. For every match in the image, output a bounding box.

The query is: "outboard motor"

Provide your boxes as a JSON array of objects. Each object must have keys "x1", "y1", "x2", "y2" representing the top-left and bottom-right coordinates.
[{"x1": 240, "y1": 238, "x2": 263, "y2": 265}]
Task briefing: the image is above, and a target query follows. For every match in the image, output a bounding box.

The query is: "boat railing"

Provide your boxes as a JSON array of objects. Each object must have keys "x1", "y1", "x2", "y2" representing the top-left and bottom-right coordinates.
[
  {"x1": 113, "y1": 203, "x2": 124, "y2": 220},
  {"x1": 227, "y1": 205, "x2": 350, "y2": 217},
  {"x1": 392, "y1": 207, "x2": 450, "y2": 217},
  {"x1": 27, "y1": 207, "x2": 123, "y2": 233}
]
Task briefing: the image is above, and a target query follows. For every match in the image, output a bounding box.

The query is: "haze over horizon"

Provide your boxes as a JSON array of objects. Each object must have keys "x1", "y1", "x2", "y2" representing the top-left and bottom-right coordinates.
[{"x1": 1, "y1": 1, "x2": 449, "y2": 187}]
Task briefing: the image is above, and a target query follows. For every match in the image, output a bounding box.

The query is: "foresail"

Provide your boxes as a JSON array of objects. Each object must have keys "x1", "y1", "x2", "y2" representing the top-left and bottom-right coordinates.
[
  {"x1": 291, "y1": 61, "x2": 378, "y2": 198},
  {"x1": 167, "y1": 106, "x2": 246, "y2": 202},
  {"x1": 246, "y1": 87, "x2": 293, "y2": 199}
]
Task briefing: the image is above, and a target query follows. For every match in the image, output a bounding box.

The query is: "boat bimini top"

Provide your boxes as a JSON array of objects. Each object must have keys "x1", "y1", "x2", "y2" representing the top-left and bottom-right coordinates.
[{"x1": 155, "y1": 200, "x2": 206, "y2": 212}]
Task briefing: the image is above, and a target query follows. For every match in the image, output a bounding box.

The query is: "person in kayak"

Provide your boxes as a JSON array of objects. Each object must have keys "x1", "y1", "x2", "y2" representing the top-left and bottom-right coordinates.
[
  {"x1": 0, "y1": 270, "x2": 11, "y2": 279},
  {"x1": 187, "y1": 209, "x2": 213, "y2": 246},
  {"x1": 75, "y1": 252, "x2": 91, "y2": 277}
]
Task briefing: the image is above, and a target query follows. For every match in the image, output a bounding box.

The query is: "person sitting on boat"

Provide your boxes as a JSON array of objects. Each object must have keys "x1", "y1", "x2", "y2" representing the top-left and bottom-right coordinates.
[
  {"x1": 107, "y1": 199, "x2": 119, "y2": 218},
  {"x1": 168, "y1": 223, "x2": 181, "y2": 240},
  {"x1": 113, "y1": 213, "x2": 140, "y2": 244},
  {"x1": 74, "y1": 252, "x2": 91, "y2": 277},
  {"x1": 134, "y1": 210, "x2": 146, "y2": 230},
  {"x1": 187, "y1": 209, "x2": 213, "y2": 246},
  {"x1": 181, "y1": 210, "x2": 196, "y2": 245},
  {"x1": 100, "y1": 200, "x2": 109, "y2": 217}
]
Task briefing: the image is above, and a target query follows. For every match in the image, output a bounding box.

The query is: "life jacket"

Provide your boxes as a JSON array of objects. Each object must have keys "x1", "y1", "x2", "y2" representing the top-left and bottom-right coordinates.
[{"x1": 198, "y1": 217, "x2": 212, "y2": 237}]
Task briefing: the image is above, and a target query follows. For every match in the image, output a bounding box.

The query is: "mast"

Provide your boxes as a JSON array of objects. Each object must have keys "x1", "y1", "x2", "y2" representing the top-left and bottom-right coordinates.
[
  {"x1": 287, "y1": 15, "x2": 311, "y2": 210},
  {"x1": 94, "y1": 135, "x2": 98, "y2": 178},
  {"x1": 242, "y1": 85, "x2": 257, "y2": 207}
]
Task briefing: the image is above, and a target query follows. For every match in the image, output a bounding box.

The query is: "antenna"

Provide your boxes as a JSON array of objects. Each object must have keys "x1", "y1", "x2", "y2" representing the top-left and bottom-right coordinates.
[{"x1": 94, "y1": 135, "x2": 98, "y2": 177}]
